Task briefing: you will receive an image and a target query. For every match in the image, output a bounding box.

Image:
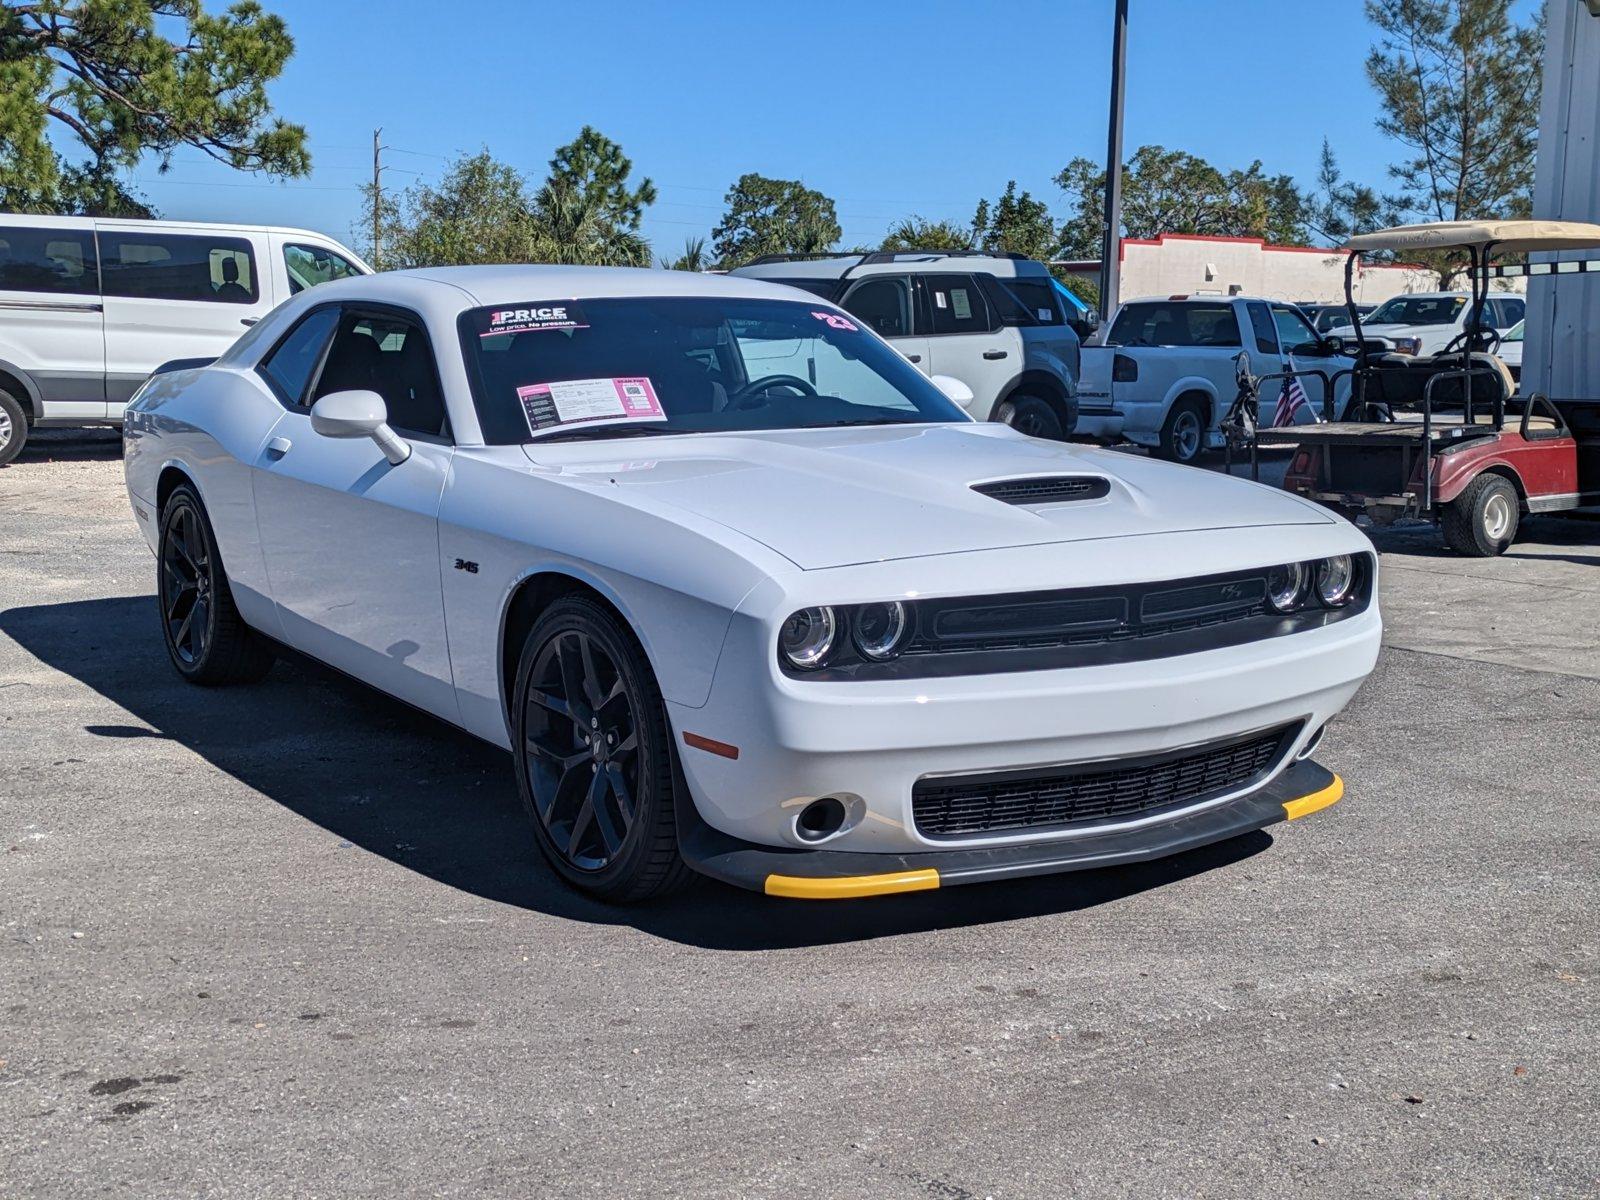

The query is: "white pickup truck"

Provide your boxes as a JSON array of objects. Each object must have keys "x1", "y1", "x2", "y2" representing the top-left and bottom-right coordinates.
[{"x1": 1076, "y1": 295, "x2": 1346, "y2": 464}]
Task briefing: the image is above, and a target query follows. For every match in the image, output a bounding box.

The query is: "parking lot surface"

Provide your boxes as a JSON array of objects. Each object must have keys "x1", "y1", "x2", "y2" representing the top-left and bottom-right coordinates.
[{"x1": 3, "y1": 431, "x2": 1597, "y2": 1198}]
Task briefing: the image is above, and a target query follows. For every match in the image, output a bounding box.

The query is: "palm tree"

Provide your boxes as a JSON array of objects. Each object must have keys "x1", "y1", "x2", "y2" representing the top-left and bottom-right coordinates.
[
  {"x1": 659, "y1": 236, "x2": 709, "y2": 272},
  {"x1": 529, "y1": 180, "x2": 651, "y2": 267}
]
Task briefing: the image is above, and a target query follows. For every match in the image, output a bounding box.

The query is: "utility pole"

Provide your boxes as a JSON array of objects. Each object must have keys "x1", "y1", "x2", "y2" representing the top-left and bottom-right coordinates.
[
  {"x1": 1099, "y1": 0, "x2": 1128, "y2": 322},
  {"x1": 371, "y1": 127, "x2": 386, "y2": 271}
]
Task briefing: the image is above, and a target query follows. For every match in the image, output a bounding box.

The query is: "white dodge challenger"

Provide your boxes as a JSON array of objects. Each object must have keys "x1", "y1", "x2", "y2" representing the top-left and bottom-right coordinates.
[{"x1": 123, "y1": 266, "x2": 1380, "y2": 902}]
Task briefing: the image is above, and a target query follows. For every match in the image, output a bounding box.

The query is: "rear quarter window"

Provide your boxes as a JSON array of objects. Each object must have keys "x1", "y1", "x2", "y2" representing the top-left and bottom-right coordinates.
[{"x1": 0, "y1": 226, "x2": 99, "y2": 295}]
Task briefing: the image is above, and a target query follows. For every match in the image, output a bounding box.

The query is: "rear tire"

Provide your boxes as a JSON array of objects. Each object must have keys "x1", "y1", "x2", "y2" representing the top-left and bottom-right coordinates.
[
  {"x1": 995, "y1": 393, "x2": 1066, "y2": 441},
  {"x1": 157, "y1": 485, "x2": 275, "y2": 685},
  {"x1": 512, "y1": 596, "x2": 695, "y2": 903},
  {"x1": 1156, "y1": 397, "x2": 1206, "y2": 465},
  {"x1": 0, "y1": 389, "x2": 27, "y2": 467},
  {"x1": 1441, "y1": 473, "x2": 1519, "y2": 557}
]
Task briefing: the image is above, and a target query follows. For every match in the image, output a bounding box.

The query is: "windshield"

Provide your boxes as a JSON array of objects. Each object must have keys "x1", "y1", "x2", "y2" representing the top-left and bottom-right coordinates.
[
  {"x1": 1367, "y1": 295, "x2": 1466, "y2": 326},
  {"x1": 460, "y1": 296, "x2": 967, "y2": 444},
  {"x1": 1503, "y1": 319, "x2": 1524, "y2": 342}
]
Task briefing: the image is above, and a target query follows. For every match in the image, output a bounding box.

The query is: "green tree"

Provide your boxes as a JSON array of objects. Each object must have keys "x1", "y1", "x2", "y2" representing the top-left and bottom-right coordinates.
[
  {"x1": 380, "y1": 151, "x2": 541, "y2": 269},
  {"x1": 881, "y1": 215, "x2": 974, "y2": 252},
  {"x1": 1056, "y1": 145, "x2": 1312, "y2": 258},
  {"x1": 0, "y1": 0, "x2": 309, "y2": 215},
  {"x1": 1056, "y1": 273, "x2": 1100, "y2": 311},
  {"x1": 528, "y1": 177, "x2": 650, "y2": 267},
  {"x1": 712, "y1": 173, "x2": 840, "y2": 266},
  {"x1": 1365, "y1": 0, "x2": 1543, "y2": 284},
  {"x1": 544, "y1": 125, "x2": 656, "y2": 240},
  {"x1": 659, "y1": 235, "x2": 710, "y2": 271},
  {"x1": 1303, "y1": 139, "x2": 1405, "y2": 245},
  {"x1": 971, "y1": 181, "x2": 1058, "y2": 260}
]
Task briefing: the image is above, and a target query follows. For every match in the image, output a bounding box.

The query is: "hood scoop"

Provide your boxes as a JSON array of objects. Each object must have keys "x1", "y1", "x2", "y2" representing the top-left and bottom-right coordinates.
[{"x1": 972, "y1": 475, "x2": 1111, "y2": 506}]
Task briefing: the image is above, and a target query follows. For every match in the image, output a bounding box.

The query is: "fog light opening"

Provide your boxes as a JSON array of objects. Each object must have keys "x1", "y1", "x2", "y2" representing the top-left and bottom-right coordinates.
[
  {"x1": 1296, "y1": 724, "x2": 1327, "y2": 761},
  {"x1": 794, "y1": 797, "x2": 849, "y2": 843}
]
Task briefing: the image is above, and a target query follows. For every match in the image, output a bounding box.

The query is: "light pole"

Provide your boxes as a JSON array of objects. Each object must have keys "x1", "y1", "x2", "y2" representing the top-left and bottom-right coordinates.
[{"x1": 1099, "y1": 0, "x2": 1128, "y2": 322}]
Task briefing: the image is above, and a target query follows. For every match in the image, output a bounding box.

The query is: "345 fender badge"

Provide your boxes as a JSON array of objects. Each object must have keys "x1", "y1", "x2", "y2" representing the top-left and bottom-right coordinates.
[{"x1": 453, "y1": 558, "x2": 479, "y2": 574}]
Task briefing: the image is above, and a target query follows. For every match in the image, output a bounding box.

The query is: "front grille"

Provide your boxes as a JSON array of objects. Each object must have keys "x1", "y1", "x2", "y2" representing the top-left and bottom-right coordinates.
[
  {"x1": 972, "y1": 476, "x2": 1110, "y2": 505},
  {"x1": 912, "y1": 725, "x2": 1296, "y2": 839}
]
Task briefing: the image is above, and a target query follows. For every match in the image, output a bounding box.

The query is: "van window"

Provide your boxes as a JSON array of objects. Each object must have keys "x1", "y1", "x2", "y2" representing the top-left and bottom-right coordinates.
[
  {"x1": 0, "y1": 226, "x2": 99, "y2": 295},
  {"x1": 925, "y1": 273, "x2": 994, "y2": 335},
  {"x1": 1108, "y1": 302, "x2": 1241, "y2": 347},
  {"x1": 284, "y1": 243, "x2": 364, "y2": 295},
  {"x1": 99, "y1": 231, "x2": 258, "y2": 304}
]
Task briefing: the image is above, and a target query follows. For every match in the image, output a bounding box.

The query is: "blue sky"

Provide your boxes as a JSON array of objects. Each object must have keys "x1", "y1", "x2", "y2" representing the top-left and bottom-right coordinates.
[{"x1": 123, "y1": 0, "x2": 1541, "y2": 255}]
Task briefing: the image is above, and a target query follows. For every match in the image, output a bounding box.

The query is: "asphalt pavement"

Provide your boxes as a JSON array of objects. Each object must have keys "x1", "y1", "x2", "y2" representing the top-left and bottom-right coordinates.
[{"x1": 2, "y1": 430, "x2": 1596, "y2": 1199}]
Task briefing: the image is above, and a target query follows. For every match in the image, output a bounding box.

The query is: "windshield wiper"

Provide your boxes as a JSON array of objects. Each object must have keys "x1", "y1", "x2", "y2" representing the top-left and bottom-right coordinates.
[{"x1": 529, "y1": 423, "x2": 694, "y2": 444}]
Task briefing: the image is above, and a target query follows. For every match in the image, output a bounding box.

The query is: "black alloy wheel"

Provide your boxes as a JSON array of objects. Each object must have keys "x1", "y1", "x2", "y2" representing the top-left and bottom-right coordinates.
[
  {"x1": 156, "y1": 485, "x2": 273, "y2": 685},
  {"x1": 513, "y1": 597, "x2": 693, "y2": 901}
]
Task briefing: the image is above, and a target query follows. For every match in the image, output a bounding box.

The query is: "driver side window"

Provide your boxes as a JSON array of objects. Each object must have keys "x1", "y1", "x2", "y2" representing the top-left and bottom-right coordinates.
[{"x1": 313, "y1": 310, "x2": 451, "y2": 439}]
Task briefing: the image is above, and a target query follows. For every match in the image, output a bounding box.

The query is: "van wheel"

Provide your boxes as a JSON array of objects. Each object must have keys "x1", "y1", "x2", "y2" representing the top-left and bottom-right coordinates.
[
  {"x1": 1442, "y1": 474, "x2": 1519, "y2": 557},
  {"x1": 0, "y1": 389, "x2": 27, "y2": 467},
  {"x1": 996, "y1": 393, "x2": 1065, "y2": 441},
  {"x1": 1156, "y1": 397, "x2": 1206, "y2": 465}
]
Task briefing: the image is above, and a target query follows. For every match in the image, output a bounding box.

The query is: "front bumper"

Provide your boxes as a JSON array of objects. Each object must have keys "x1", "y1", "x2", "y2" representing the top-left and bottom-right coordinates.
[{"x1": 682, "y1": 759, "x2": 1343, "y2": 897}]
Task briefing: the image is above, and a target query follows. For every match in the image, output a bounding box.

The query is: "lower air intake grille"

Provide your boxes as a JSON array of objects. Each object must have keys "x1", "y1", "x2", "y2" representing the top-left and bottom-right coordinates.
[
  {"x1": 972, "y1": 475, "x2": 1110, "y2": 505},
  {"x1": 912, "y1": 724, "x2": 1297, "y2": 839}
]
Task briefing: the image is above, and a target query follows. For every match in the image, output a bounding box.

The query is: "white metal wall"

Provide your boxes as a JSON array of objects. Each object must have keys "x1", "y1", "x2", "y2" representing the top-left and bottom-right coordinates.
[{"x1": 1524, "y1": 0, "x2": 1600, "y2": 399}]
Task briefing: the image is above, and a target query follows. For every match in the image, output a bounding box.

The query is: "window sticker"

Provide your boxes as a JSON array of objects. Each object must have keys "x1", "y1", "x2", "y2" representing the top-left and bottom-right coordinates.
[
  {"x1": 933, "y1": 291, "x2": 948, "y2": 309},
  {"x1": 951, "y1": 289, "x2": 973, "y2": 320},
  {"x1": 1037, "y1": 307, "x2": 1053, "y2": 322},
  {"x1": 518, "y1": 376, "x2": 664, "y2": 437},
  {"x1": 810, "y1": 310, "x2": 859, "y2": 332},
  {"x1": 482, "y1": 302, "x2": 588, "y2": 338}
]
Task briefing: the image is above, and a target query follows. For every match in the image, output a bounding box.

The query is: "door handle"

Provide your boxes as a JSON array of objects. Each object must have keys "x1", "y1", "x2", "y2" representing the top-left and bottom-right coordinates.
[
  {"x1": 241, "y1": 317, "x2": 258, "y2": 327},
  {"x1": 906, "y1": 354, "x2": 921, "y2": 363},
  {"x1": 983, "y1": 350, "x2": 1008, "y2": 360},
  {"x1": 265, "y1": 436, "x2": 292, "y2": 458}
]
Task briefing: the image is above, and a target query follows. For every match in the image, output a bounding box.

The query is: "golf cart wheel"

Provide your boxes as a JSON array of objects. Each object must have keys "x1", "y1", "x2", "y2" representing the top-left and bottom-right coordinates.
[
  {"x1": 1156, "y1": 397, "x2": 1206, "y2": 465},
  {"x1": 996, "y1": 393, "x2": 1065, "y2": 441},
  {"x1": 512, "y1": 596, "x2": 695, "y2": 903},
  {"x1": 1441, "y1": 473, "x2": 1519, "y2": 557},
  {"x1": 157, "y1": 484, "x2": 275, "y2": 685},
  {"x1": 0, "y1": 388, "x2": 27, "y2": 467}
]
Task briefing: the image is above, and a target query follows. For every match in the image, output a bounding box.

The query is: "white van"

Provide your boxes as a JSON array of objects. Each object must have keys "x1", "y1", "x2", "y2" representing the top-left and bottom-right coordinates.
[{"x1": 0, "y1": 215, "x2": 369, "y2": 464}]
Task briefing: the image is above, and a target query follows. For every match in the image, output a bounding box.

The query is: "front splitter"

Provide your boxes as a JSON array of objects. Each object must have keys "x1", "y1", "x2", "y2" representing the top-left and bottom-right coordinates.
[{"x1": 679, "y1": 760, "x2": 1343, "y2": 899}]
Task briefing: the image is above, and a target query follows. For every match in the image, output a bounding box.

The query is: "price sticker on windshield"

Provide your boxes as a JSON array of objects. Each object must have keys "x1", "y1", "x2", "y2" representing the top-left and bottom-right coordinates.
[
  {"x1": 518, "y1": 376, "x2": 665, "y2": 437},
  {"x1": 811, "y1": 310, "x2": 858, "y2": 332},
  {"x1": 482, "y1": 302, "x2": 588, "y2": 337}
]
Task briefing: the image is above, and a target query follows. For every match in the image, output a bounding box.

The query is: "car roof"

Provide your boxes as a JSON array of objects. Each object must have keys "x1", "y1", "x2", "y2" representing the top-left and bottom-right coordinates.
[
  {"x1": 731, "y1": 253, "x2": 1050, "y2": 281},
  {"x1": 326, "y1": 264, "x2": 824, "y2": 308},
  {"x1": 0, "y1": 211, "x2": 353, "y2": 242}
]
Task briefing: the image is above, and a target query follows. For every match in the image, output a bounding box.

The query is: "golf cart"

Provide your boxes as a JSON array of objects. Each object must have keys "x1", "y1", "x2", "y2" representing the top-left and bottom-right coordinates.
[{"x1": 1255, "y1": 220, "x2": 1600, "y2": 556}]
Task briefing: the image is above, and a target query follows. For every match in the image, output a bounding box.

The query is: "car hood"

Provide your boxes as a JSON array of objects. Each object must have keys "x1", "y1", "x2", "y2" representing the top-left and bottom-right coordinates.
[{"x1": 522, "y1": 423, "x2": 1331, "y2": 571}]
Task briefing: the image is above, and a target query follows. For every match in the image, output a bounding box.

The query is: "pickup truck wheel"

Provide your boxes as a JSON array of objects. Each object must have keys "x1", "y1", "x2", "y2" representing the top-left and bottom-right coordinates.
[
  {"x1": 513, "y1": 596, "x2": 695, "y2": 903},
  {"x1": 1442, "y1": 473, "x2": 1519, "y2": 557},
  {"x1": 157, "y1": 485, "x2": 275, "y2": 684},
  {"x1": 0, "y1": 389, "x2": 27, "y2": 467},
  {"x1": 1156, "y1": 398, "x2": 1206, "y2": 465},
  {"x1": 995, "y1": 393, "x2": 1065, "y2": 441}
]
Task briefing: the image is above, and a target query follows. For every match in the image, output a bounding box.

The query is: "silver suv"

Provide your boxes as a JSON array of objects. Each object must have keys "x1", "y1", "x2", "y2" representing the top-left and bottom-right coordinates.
[{"x1": 730, "y1": 251, "x2": 1083, "y2": 439}]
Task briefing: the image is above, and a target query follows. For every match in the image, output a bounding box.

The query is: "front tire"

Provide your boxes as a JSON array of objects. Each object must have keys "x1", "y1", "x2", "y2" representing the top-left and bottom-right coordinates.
[
  {"x1": 512, "y1": 596, "x2": 694, "y2": 902},
  {"x1": 1156, "y1": 397, "x2": 1206, "y2": 465},
  {"x1": 157, "y1": 485, "x2": 274, "y2": 684},
  {"x1": 1441, "y1": 473, "x2": 1519, "y2": 557},
  {"x1": 996, "y1": 392, "x2": 1066, "y2": 441},
  {"x1": 0, "y1": 389, "x2": 27, "y2": 467}
]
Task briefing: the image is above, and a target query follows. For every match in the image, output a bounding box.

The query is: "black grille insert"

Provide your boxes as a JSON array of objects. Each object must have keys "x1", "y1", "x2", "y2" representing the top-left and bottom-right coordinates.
[
  {"x1": 912, "y1": 724, "x2": 1298, "y2": 839},
  {"x1": 972, "y1": 476, "x2": 1110, "y2": 505}
]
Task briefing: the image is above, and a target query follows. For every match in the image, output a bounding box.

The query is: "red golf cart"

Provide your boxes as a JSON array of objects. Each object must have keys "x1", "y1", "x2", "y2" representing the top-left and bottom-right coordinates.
[{"x1": 1255, "y1": 221, "x2": 1600, "y2": 556}]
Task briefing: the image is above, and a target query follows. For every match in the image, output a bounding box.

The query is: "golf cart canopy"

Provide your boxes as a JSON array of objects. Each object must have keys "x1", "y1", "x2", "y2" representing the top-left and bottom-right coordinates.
[{"x1": 1344, "y1": 220, "x2": 1600, "y2": 254}]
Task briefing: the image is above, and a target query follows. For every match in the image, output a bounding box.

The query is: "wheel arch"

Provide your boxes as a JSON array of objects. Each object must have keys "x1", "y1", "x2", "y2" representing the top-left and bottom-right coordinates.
[
  {"x1": 986, "y1": 369, "x2": 1074, "y2": 425},
  {"x1": 0, "y1": 361, "x2": 40, "y2": 421},
  {"x1": 1167, "y1": 385, "x2": 1216, "y2": 428},
  {"x1": 156, "y1": 460, "x2": 201, "y2": 514},
  {"x1": 1434, "y1": 457, "x2": 1527, "y2": 508}
]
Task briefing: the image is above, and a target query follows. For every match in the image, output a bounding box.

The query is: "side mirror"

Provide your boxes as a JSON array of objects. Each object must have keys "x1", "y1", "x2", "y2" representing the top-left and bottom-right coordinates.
[
  {"x1": 310, "y1": 390, "x2": 411, "y2": 465},
  {"x1": 931, "y1": 374, "x2": 975, "y2": 407}
]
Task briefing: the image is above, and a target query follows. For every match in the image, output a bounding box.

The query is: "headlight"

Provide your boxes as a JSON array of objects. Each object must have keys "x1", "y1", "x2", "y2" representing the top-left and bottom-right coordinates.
[
  {"x1": 1266, "y1": 562, "x2": 1308, "y2": 613},
  {"x1": 1314, "y1": 554, "x2": 1356, "y2": 607},
  {"x1": 779, "y1": 606, "x2": 837, "y2": 669},
  {"x1": 852, "y1": 601, "x2": 908, "y2": 660}
]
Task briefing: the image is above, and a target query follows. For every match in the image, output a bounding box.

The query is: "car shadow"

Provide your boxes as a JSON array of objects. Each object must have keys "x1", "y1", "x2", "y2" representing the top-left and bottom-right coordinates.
[
  {"x1": 12, "y1": 428, "x2": 123, "y2": 464},
  {"x1": 2, "y1": 595, "x2": 1272, "y2": 951}
]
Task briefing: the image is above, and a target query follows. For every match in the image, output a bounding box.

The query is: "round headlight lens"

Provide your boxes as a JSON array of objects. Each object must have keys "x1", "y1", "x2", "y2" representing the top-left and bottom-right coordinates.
[
  {"x1": 780, "y1": 606, "x2": 837, "y2": 669},
  {"x1": 1315, "y1": 554, "x2": 1356, "y2": 607},
  {"x1": 1266, "y1": 562, "x2": 1308, "y2": 613},
  {"x1": 852, "y1": 601, "x2": 908, "y2": 660}
]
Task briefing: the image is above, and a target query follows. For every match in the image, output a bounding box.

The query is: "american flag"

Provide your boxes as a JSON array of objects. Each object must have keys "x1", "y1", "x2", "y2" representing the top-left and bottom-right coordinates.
[{"x1": 1271, "y1": 376, "x2": 1315, "y2": 428}]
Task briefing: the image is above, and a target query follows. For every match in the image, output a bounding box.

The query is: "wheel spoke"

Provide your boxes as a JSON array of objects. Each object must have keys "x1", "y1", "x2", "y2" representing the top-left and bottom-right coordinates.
[
  {"x1": 166, "y1": 579, "x2": 196, "y2": 622},
  {"x1": 556, "y1": 636, "x2": 593, "y2": 724},
  {"x1": 575, "y1": 636, "x2": 605, "y2": 710},
  {"x1": 524, "y1": 735, "x2": 587, "y2": 774},
  {"x1": 525, "y1": 686, "x2": 578, "y2": 726},
  {"x1": 604, "y1": 761, "x2": 635, "y2": 823},
  {"x1": 186, "y1": 598, "x2": 208, "y2": 657},
  {"x1": 587, "y1": 770, "x2": 623, "y2": 856},
  {"x1": 566, "y1": 791, "x2": 596, "y2": 857}
]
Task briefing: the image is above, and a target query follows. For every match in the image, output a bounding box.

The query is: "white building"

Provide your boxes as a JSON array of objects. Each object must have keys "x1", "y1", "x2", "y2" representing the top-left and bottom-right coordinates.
[
  {"x1": 1523, "y1": 0, "x2": 1600, "y2": 399},
  {"x1": 1060, "y1": 231, "x2": 1525, "y2": 306}
]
